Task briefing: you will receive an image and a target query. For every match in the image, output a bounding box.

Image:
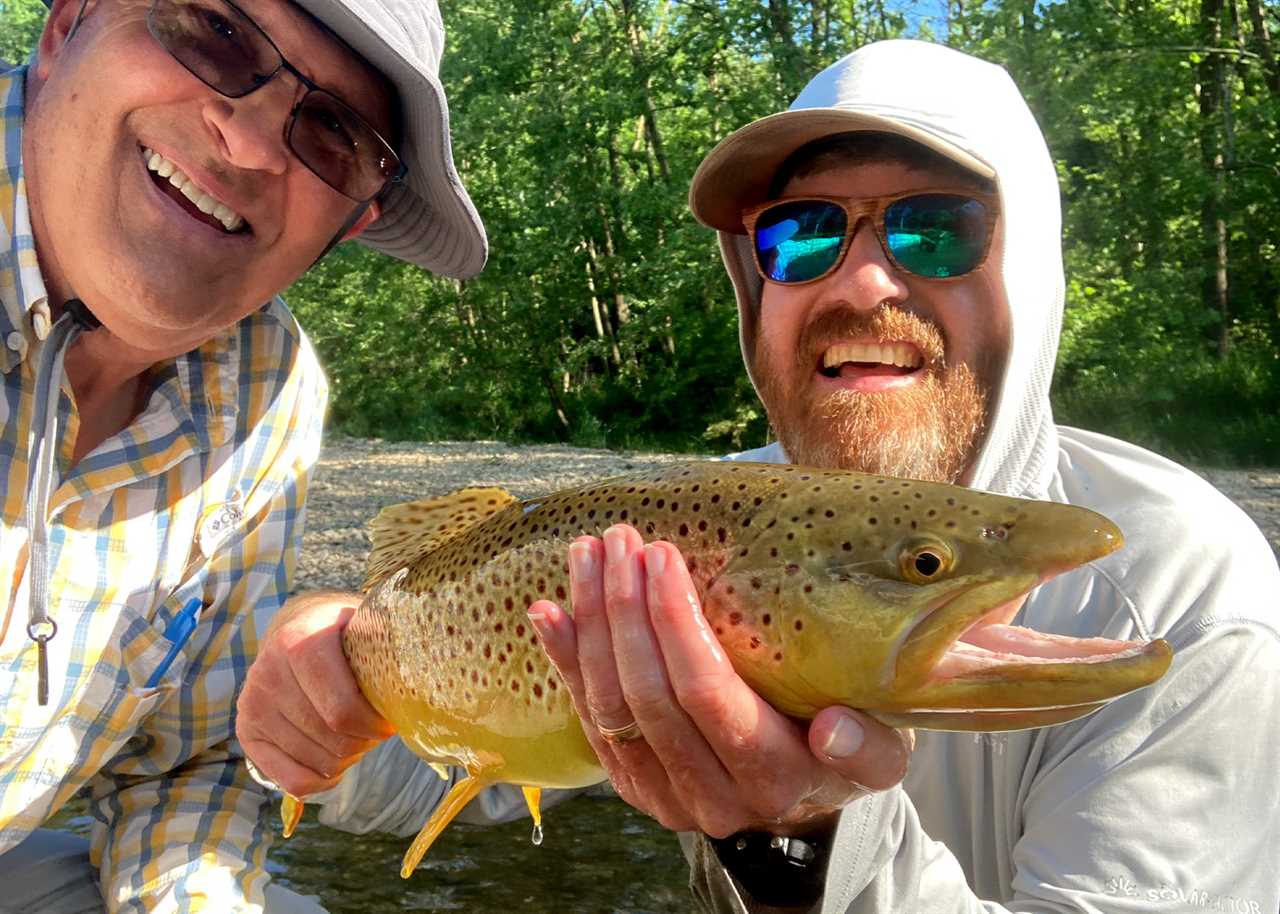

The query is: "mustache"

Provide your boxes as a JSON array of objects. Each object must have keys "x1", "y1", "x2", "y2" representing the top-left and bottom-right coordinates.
[{"x1": 797, "y1": 306, "x2": 947, "y2": 368}]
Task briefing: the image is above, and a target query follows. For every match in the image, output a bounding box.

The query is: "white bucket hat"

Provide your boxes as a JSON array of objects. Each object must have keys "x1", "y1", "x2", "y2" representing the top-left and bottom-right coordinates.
[
  {"x1": 50, "y1": 0, "x2": 488, "y2": 277},
  {"x1": 290, "y1": 0, "x2": 487, "y2": 277}
]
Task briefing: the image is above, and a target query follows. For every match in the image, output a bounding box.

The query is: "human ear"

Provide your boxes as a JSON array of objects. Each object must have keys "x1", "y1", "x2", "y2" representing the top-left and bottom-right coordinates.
[{"x1": 35, "y1": 0, "x2": 99, "y2": 79}]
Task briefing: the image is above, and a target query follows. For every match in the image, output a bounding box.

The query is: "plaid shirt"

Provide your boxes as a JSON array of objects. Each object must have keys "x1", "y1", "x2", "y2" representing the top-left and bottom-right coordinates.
[{"x1": 0, "y1": 65, "x2": 327, "y2": 911}]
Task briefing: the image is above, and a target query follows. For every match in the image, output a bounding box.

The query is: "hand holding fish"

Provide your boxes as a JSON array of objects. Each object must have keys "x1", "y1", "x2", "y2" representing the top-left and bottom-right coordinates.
[
  {"x1": 236, "y1": 590, "x2": 397, "y2": 796},
  {"x1": 527, "y1": 524, "x2": 914, "y2": 837},
  {"x1": 264, "y1": 462, "x2": 1171, "y2": 878}
]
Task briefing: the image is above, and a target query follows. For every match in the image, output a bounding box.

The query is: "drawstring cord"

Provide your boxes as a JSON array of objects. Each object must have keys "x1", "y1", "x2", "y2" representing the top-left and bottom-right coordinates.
[{"x1": 25, "y1": 299, "x2": 99, "y2": 706}]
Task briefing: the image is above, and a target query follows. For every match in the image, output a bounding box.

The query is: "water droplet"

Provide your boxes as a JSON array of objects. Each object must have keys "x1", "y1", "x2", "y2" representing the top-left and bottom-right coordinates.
[{"x1": 531, "y1": 823, "x2": 544, "y2": 846}]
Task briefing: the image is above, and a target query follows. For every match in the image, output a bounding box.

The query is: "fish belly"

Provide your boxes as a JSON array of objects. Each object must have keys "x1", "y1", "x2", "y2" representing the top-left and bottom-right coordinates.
[{"x1": 392, "y1": 698, "x2": 604, "y2": 788}]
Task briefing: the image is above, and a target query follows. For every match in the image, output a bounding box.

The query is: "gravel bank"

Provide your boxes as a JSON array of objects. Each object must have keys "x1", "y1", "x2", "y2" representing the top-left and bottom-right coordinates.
[{"x1": 294, "y1": 437, "x2": 1280, "y2": 593}]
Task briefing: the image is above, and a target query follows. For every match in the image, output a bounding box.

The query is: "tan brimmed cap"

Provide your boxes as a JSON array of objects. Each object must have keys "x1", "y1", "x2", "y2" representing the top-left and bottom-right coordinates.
[{"x1": 689, "y1": 42, "x2": 996, "y2": 235}]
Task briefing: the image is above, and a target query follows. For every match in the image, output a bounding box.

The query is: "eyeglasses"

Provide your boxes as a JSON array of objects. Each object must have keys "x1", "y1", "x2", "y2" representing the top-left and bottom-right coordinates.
[
  {"x1": 743, "y1": 191, "x2": 999, "y2": 285},
  {"x1": 146, "y1": 0, "x2": 405, "y2": 202}
]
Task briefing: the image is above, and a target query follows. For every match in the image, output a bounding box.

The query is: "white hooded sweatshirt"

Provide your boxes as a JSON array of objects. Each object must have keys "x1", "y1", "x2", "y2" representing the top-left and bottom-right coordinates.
[
  {"x1": 685, "y1": 40, "x2": 1280, "y2": 914},
  {"x1": 299, "y1": 40, "x2": 1280, "y2": 914}
]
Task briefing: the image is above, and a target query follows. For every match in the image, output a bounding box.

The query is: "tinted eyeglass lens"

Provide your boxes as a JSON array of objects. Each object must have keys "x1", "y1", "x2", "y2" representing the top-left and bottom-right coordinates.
[
  {"x1": 147, "y1": 0, "x2": 400, "y2": 201},
  {"x1": 289, "y1": 92, "x2": 400, "y2": 203},
  {"x1": 884, "y1": 194, "x2": 989, "y2": 278},
  {"x1": 754, "y1": 200, "x2": 848, "y2": 283},
  {"x1": 148, "y1": 0, "x2": 278, "y2": 97}
]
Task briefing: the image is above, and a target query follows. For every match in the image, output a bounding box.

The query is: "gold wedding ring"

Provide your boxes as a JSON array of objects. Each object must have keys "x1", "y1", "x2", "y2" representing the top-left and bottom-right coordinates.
[{"x1": 597, "y1": 719, "x2": 644, "y2": 745}]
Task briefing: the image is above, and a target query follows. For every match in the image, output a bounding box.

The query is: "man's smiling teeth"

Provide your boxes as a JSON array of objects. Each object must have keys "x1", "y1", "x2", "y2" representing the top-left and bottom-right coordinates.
[
  {"x1": 823, "y1": 341, "x2": 923, "y2": 369},
  {"x1": 142, "y1": 147, "x2": 245, "y2": 233}
]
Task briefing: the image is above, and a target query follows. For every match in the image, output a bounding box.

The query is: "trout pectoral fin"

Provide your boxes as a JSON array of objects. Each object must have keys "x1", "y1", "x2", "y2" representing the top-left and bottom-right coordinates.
[
  {"x1": 281, "y1": 793, "x2": 304, "y2": 838},
  {"x1": 400, "y1": 775, "x2": 485, "y2": 878},
  {"x1": 872, "y1": 702, "x2": 1108, "y2": 732}
]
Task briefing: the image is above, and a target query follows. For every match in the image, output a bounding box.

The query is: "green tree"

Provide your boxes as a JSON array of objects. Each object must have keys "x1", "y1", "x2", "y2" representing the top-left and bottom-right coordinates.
[{"x1": 0, "y1": 0, "x2": 45, "y2": 65}]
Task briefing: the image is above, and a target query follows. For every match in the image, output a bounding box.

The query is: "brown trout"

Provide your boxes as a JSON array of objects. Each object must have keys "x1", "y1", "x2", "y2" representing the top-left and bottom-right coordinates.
[{"x1": 281, "y1": 462, "x2": 1171, "y2": 877}]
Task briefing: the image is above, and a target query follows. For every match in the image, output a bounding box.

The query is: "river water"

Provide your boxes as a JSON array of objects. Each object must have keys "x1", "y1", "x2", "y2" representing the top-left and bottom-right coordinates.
[
  {"x1": 54, "y1": 791, "x2": 690, "y2": 913},
  {"x1": 272, "y1": 795, "x2": 689, "y2": 913}
]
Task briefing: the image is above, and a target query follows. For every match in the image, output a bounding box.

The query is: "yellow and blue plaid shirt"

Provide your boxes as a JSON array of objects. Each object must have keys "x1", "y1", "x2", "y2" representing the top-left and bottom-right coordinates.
[{"x1": 0, "y1": 65, "x2": 326, "y2": 911}]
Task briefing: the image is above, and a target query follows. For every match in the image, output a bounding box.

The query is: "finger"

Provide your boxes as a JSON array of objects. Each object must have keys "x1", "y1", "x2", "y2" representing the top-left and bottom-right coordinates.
[
  {"x1": 527, "y1": 598, "x2": 649, "y2": 815},
  {"x1": 567, "y1": 535, "x2": 633, "y2": 734},
  {"x1": 808, "y1": 708, "x2": 913, "y2": 793},
  {"x1": 530, "y1": 579, "x2": 694, "y2": 833},
  {"x1": 526, "y1": 599, "x2": 594, "y2": 741},
  {"x1": 644, "y1": 540, "x2": 848, "y2": 823},
  {"x1": 284, "y1": 603, "x2": 395, "y2": 741},
  {"x1": 616, "y1": 539, "x2": 760, "y2": 835},
  {"x1": 266, "y1": 705, "x2": 373, "y2": 782},
  {"x1": 251, "y1": 638, "x2": 388, "y2": 761},
  {"x1": 241, "y1": 737, "x2": 344, "y2": 797}
]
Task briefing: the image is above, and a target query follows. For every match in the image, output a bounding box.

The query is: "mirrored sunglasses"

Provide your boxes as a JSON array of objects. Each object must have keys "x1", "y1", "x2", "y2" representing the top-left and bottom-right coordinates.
[
  {"x1": 146, "y1": 0, "x2": 404, "y2": 203},
  {"x1": 743, "y1": 191, "x2": 998, "y2": 284}
]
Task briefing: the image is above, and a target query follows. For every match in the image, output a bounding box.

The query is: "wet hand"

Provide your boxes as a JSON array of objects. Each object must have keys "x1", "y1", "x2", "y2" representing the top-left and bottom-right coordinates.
[
  {"x1": 527, "y1": 525, "x2": 913, "y2": 837},
  {"x1": 236, "y1": 590, "x2": 396, "y2": 796}
]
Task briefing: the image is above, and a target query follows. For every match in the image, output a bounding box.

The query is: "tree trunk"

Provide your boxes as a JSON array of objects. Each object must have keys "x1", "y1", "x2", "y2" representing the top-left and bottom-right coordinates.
[
  {"x1": 618, "y1": 0, "x2": 672, "y2": 182},
  {"x1": 541, "y1": 372, "x2": 572, "y2": 432},
  {"x1": 765, "y1": 0, "x2": 805, "y2": 96},
  {"x1": 585, "y1": 239, "x2": 623, "y2": 370},
  {"x1": 1198, "y1": 0, "x2": 1233, "y2": 358},
  {"x1": 1245, "y1": 0, "x2": 1280, "y2": 94}
]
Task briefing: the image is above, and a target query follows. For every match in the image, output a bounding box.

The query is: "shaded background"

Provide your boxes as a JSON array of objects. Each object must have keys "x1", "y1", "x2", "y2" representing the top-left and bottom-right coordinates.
[{"x1": 4, "y1": 0, "x2": 1275, "y2": 463}]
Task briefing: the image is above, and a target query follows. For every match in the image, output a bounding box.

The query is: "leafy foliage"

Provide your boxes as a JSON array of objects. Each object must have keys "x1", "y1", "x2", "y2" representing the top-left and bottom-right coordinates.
[
  {"x1": 2, "y1": 0, "x2": 1276, "y2": 463},
  {"x1": 0, "y1": 0, "x2": 43, "y2": 65}
]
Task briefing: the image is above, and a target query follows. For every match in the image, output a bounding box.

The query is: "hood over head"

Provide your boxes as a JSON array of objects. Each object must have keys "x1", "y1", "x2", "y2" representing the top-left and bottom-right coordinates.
[{"x1": 690, "y1": 40, "x2": 1063, "y2": 497}]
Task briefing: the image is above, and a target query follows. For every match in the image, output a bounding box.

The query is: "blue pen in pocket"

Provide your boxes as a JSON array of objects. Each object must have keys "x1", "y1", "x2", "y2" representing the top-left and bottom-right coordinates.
[{"x1": 145, "y1": 598, "x2": 202, "y2": 688}]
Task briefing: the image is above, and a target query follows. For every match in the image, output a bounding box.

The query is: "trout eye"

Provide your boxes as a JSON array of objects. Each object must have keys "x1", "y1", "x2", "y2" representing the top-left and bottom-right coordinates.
[{"x1": 898, "y1": 538, "x2": 954, "y2": 584}]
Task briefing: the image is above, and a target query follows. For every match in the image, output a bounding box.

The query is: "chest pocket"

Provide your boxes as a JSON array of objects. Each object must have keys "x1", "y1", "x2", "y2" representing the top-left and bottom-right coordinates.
[{"x1": 0, "y1": 599, "x2": 198, "y2": 831}]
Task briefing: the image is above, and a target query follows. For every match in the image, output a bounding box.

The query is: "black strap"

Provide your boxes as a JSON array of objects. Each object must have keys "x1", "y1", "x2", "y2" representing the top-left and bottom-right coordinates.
[
  {"x1": 63, "y1": 298, "x2": 101, "y2": 331},
  {"x1": 708, "y1": 830, "x2": 830, "y2": 909}
]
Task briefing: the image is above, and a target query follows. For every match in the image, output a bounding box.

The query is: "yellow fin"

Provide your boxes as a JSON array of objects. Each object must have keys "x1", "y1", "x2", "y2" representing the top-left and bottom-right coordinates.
[
  {"x1": 399, "y1": 775, "x2": 485, "y2": 878},
  {"x1": 363, "y1": 487, "x2": 519, "y2": 592},
  {"x1": 281, "y1": 793, "x2": 304, "y2": 838},
  {"x1": 428, "y1": 762, "x2": 450, "y2": 781},
  {"x1": 522, "y1": 786, "x2": 544, "y2": 846},
  {"x1": 521, "y1": 785, "x2": 542, "y2": 827}
]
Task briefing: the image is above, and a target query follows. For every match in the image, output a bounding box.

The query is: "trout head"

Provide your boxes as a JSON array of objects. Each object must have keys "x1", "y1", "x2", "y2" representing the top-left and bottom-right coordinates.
[{"x1": 700, "y1": 466, "x2": 1172, "y2": 732}]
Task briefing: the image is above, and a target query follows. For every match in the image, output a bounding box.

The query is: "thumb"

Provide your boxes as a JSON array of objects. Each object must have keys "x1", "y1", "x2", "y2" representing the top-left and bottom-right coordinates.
[{"x1": 807, "y1": 708, "x2": 913, "y2": 792}]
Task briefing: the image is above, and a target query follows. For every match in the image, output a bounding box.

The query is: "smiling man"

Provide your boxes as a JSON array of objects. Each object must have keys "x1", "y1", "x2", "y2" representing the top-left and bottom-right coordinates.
[
  {"x1": 0, "y1": 0, "x2": 484, "y2": 909},
  {"x1": 233, "y1": 39, "x2": 1279, "y2": 914},
  {"x1": 530, "y1": 41, "x2": 1278, "y2": 912}
]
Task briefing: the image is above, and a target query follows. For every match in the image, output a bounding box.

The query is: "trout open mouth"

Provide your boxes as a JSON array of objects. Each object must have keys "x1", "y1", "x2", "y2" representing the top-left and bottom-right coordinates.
[
  {"x1": 881, "y1": 553, "x2": 1173, "y2": 731},
  {"x1": 932, "y1": 599, "x2": 1155, "y2": 680}
]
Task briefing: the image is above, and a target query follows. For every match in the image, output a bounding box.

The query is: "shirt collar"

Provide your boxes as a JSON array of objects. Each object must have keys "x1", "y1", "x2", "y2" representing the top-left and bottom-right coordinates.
[{"x1": 0, "y1": 64, "x2": 53, "y2": 376}]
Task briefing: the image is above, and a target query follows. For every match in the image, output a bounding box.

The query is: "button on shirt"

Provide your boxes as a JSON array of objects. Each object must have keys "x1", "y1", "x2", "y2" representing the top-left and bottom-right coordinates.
[{"x1": 0, "y1": 65, "x2": 327, "y2": 911}]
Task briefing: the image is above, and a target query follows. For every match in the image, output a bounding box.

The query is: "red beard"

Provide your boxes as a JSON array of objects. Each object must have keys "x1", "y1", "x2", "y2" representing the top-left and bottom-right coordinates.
[{"x1": 755, "y1": 307, "x2": 988, "y2": 483}]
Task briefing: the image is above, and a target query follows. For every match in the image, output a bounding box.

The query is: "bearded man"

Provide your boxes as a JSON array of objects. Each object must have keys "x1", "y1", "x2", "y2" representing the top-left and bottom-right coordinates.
[{"x1": 239, "y1": 40, "x2": 1279, "y2": 914}]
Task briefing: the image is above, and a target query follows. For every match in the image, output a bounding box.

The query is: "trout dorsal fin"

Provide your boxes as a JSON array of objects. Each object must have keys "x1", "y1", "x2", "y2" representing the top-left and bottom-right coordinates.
[{"x1": 363, "y1": 487, "x2": 518, "y2": 592}]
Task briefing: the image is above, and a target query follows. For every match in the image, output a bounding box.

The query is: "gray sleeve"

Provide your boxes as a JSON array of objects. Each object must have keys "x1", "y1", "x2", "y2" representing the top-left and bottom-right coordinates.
[
  {"x1": 306, "y1": 737, "x2": 582, "y2": 837},
  {"x1": 691, "y1": 621, "x2": 1280, "y2": 914}
]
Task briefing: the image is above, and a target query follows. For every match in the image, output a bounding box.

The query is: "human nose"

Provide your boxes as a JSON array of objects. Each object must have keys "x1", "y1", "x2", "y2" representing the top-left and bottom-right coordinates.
[
  {"x1": 828, "y1": 216, "x2": 910, "y2": 311},
  {"x1": 202, "y1": 79, "x2": 294, "y2": 176}
]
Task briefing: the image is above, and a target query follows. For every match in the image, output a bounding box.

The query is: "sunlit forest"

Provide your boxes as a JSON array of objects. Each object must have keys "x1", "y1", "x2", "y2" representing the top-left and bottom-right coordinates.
[{"x1": 4, "y1": 0, "x2": 1277, "y2": 463}]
